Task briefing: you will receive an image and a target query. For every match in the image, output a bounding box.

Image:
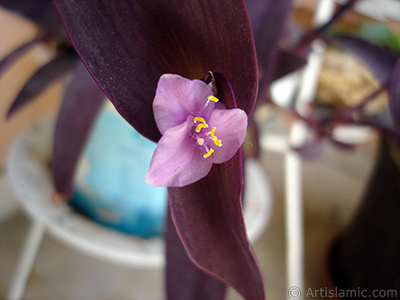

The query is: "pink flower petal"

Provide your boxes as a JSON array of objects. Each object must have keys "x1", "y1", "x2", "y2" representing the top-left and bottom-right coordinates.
[
  {"x1": 207, "y1": 108, "x2": 248, "y2": 164},
  {"x1": 153, "y1": 74, "x2": 215, "y2": 134},
  {"x1": 146, "y1": 117, "x2": 213, "y2": 187}
]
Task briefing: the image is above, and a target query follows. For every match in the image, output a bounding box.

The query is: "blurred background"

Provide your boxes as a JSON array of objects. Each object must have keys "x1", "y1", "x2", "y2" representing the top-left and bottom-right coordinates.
[{"x1": 1, "y1": 0, "x2": 399, "y2": 299}]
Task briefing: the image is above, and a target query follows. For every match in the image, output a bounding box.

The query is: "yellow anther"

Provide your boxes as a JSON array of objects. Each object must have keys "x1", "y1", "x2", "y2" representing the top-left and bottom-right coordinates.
[
  {"x1": 213, "y1": 139, "x2": 222, "y2": 147},
  {"x1": 210, "y1": 127, "x2": 217, "y2": 140},
  {"x1": 205, "y1": 95, "x2": 219, "y2": 107},
  {"x1": 194, "y1": 117, "x2": 206, "y2": 124},
  {"x1": 203, "y1": 148, "x2": 214, "y2": 158},
  {"x1": 196, "y1": 122, "x2": 208, "y2": 133},
  {"x1": 210, "y1": 127, "x2": 222, "y2": 147},
  {"x1": 207, "y1": 95, "x2": 219, "y2": 103}
]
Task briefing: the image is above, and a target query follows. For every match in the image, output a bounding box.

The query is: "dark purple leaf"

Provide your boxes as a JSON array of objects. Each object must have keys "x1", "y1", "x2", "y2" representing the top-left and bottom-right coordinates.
[
  {"x1": 6, "y1": 52, "x2": 79, "y2": 118},
  {"x1": 166, "y1": 208, "x2": 227, "y2": 300},
  {"x1": 52, "y1": 62, "x2": 105, "y2": 198},
  {"x1": 168, "y1": 74, "x2": 264, "y2": 300},
  {"x1": 53, "y1": 0, "x2": 258, "y2": 142},
  {"x1": 0, "y1": 0, "x2": 69, "y2": 43},
  {"x1": 168, "y1": 151, "x2": 264, "y2": 300},
  {"x1": 330, "y1": 138, "x2": 400, "y2": 294},
  {"x1": 245, "y1": 0, "x2": 292, "y2": 90},
  {"x1": 389, "y1": 58, "x2": 400, "y2": 131},
  {"x1": 272, "y1": 50, "x2": 307, "y2": 81},
  {"x1": 329, "y1": 35, "x2": 398, "y2": 85},
  {"x1": 0, "y1": 36, "x2": 43, "y2": 78}
]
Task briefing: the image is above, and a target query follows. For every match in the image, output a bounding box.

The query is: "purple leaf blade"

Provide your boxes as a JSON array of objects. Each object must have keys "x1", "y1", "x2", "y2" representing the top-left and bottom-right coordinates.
[
  {"x1": 0, "y1": 36, "x2": 43, "y2": 78},
  {"x1": 6, "y1": 52, "x2": 79, "y2": 118},
  {"x1": 329, "y1": 35, "x2": 398, "y2": 85},
  {"x1": 168, "y1": 150, "x2": 264, "y2": 300},
  {"x1": 166, "y1": 208, "x2": 227, "y2": 300},
  {"x1": 52, "y1": 0, "x2": 258, "y2": 142},
  {"x1": 389, "y1": 58, "x2": 400, "y2": 131},
  {"x1": 52, "y1": 62, "x2": 105, "y2": 198},
  {"x1": 245, "y1": 0, "x2": 293, "y2": 90}
]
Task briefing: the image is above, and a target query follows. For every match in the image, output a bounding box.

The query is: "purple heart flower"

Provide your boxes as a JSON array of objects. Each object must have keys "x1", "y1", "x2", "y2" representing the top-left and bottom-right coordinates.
[{"x1": 146, "y1": 74, "x2": 247, "y2": 187}]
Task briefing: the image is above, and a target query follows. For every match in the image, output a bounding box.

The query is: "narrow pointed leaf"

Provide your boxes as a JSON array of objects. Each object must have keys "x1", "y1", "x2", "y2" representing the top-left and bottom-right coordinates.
[
  {"x1": 53, "y1": 0, "x2": 258, "y2": 142},
  {"x1": 389, "y1": 58, "x2": 400, "y2": 131},
  {"x1": 168, "y1": 152, "x2": 264, "y2": 300},
  {"x1": 6, "y1": 52, "x2": 79, "y2": 118},
  {"x1": 0, "y1": 0, "x2": 69, "y2": 42},
  {"x1": 245, "y1": 0, "x2": 292, "y2": 90},
  {"x1": 166, "y1": 208, "x2": 227, "y2": 300},
  {"x1": 52, "y1": 62, "x2": 105, "y2": 197},
  {"x1": 330, "y1": 35, "x2": 397, "y2": 85},
  {"x1": 0, "y1": 36, "x2": 43, "y2": 78},
  {"x1": 330, "y1": 138, "x2": 400, "y2": 293},
  {"x1": 168, "y1": 75, "x2": 264, "y2": 300}
]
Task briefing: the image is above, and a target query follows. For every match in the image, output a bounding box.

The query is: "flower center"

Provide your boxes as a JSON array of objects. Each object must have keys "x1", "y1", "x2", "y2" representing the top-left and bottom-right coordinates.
[{"x1": 193, "y1": 96, "x2": 222, "y2": 158}]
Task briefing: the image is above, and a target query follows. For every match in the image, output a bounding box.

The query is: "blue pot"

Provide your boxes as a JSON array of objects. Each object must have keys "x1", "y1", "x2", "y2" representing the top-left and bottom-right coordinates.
[{"x1": 70, "y1": 104, "x2": 167, "y2": 238}]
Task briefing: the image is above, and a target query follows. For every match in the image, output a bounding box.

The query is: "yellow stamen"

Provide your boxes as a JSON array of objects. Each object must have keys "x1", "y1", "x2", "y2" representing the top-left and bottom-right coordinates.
[
  {"x1": 207, "y1": 95, "x2": 219, "y2": 103},
  {"x1": 205, "y1": 95, "x2": 219, "y2": 107},
  {"x1": 196, "y1": 123, "x2": 208, "y2": 132},
  {"x1": 210, "y1": 127, "x2": 217, "y2": 140},
  {"x1": 194, "y1": 117, "x2": 206, "y2": 124},
  {"x1": 210, "y1": 127, "x2": 222, "y2": 147},
  {"x1": 203, "y1": 148, "x2": 214, "y2": 158},
  {"x1": 213, "y1": 139, "x2": 222, "y2": 147}
]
